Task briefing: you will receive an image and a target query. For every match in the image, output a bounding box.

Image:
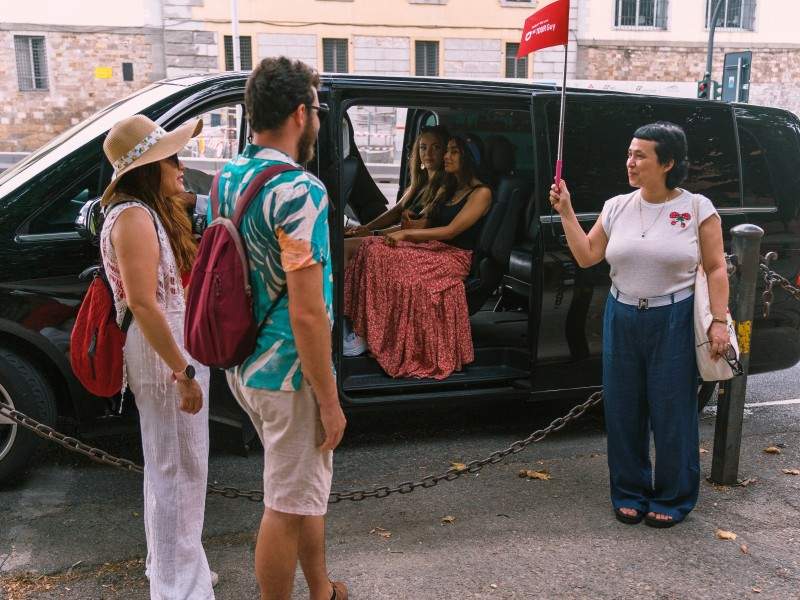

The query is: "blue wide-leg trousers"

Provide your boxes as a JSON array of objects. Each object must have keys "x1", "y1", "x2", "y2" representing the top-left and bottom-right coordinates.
[{"x1": 602, "y1": 293, "x2": 700, "y2": 522}]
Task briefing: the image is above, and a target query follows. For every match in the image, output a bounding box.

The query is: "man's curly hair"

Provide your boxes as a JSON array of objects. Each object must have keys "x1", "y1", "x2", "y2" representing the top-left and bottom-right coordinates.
[{"x1": 245, "y1": 57, "x2": 320, "y2": 133}]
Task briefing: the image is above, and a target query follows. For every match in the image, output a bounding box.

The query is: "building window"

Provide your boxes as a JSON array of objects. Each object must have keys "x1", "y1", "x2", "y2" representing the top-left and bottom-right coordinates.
[
  {"x1": 323, "y1": 38, "x2": 349, "y2": 73},
  {"x1": 14, "y1": 35, "x2": 48, "y2": 91},
  {"x1": 500, "y1": 0, "x2": 536, "y2": 6},
  {"x1": 505, "y1": 43, "x2": 528, "y2": 78},
  {"x1": 705, "y1": 0, "x2": 756, "y2": 30},
  {"x1": 614, "y1": 0, "x2": 668, "y2": 29},
  {"x1": 415, "y1": 41, "x2": 439, "y2": 77},
  {"x1": 224, "y1": 35, "x2": 253, "y2": 71}
]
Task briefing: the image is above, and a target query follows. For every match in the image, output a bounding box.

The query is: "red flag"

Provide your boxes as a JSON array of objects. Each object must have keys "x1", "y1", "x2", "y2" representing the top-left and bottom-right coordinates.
[{"x1": 517, "y1": 0, "x2": 570, "y2": 58}]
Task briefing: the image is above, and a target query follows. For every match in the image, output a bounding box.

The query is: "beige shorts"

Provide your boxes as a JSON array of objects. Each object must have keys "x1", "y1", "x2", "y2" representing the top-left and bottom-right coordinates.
[{"x1": 226, "y1": 373, "x2": 333, "y2": 516}]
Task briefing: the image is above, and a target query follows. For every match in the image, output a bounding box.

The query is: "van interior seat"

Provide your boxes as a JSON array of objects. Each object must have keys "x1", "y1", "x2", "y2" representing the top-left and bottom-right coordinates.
[
  {"x1": 503, "y1": 190, "x2": 540, "y2": 298},
  {"x1": 465, "y1": 135, "x2": 530, "y2": 314}
]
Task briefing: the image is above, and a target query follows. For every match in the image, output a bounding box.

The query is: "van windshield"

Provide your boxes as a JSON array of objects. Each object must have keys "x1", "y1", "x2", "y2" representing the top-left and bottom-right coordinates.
[{"x1": 0, "y1": 83, "x2": 184, "y2": 194}]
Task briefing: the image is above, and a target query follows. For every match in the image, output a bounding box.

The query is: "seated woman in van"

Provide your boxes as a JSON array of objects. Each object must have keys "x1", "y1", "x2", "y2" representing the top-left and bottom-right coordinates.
[
  {"x1": 344, "y1": 136, "x2": 492, "y2": 380},
  {"x1": 343, "y1": 125, "x2": 448, "y2": 265}
]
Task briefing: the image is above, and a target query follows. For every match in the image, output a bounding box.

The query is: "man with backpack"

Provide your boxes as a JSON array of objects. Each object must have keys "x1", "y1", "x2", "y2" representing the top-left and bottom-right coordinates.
[{"x1": 208, "y1": 57, "x2": 347, "y2": 600}]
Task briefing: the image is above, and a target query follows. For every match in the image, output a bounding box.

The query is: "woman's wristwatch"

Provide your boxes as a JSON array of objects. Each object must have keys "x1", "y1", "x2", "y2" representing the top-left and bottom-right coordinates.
[
  {"x1": 711, "y1": 316, "x2": 727, "y2": 325},
  {"x1": 173, "y1": 364, "x2": 196, "y2": 382}
]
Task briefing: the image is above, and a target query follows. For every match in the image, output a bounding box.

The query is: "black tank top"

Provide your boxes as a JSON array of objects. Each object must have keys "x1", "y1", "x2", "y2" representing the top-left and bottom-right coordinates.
[{"x1": 431, "y1": 185, "x2": 487, "y2": 250}]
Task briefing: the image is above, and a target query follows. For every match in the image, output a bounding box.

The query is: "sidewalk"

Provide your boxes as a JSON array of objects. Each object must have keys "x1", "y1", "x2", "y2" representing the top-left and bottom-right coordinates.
[{"x1": 2, "y1": 401, "x2": 799, "y2": 599}]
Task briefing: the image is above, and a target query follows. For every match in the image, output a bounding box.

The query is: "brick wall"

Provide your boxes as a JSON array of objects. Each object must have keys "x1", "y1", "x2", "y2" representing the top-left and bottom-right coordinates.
[
  {"x1": 443, "y1": 38, "x2": 502, "y2": 78},
  {"x1": 577, "y1": 43, "x2": 800, "y2": 116},
  {"x1": 0, "y1": 29, "x2": 160, "y2": 152},
  {"x1": 353, "y1": 36, "x2": 410, "y2": 76}
]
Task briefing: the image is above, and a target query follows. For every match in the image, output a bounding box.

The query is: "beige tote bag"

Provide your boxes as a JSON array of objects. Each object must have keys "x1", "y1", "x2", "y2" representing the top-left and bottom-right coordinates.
[{"x1": 693, "y1": 195, "x2": 740, "y2": 381}]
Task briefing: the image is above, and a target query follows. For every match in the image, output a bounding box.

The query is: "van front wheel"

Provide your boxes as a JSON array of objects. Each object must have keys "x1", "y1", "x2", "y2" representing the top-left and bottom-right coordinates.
[{"x1": 0, "y1": 349, "x2": 57, "y2": 483}]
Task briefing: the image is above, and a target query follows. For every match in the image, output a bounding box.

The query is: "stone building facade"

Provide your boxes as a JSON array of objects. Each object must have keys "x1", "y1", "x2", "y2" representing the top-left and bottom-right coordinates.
[
  {"x1": 575, "y1": 0, "x2": 800, "y2": 116},
  {"x1": 3, "y1": 0, "x2": 799, "y2": 152}
]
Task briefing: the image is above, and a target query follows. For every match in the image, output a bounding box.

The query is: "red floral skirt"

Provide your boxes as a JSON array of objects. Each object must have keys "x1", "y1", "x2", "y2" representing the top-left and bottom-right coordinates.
[{"x1": 344, "y1": 237, "x2": 474, "y2": 379}]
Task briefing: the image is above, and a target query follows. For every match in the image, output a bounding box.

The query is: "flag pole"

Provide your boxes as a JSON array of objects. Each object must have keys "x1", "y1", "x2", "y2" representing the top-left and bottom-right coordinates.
[{"x1": 554, "y1": 42, "x2": 568, "y2": 186}]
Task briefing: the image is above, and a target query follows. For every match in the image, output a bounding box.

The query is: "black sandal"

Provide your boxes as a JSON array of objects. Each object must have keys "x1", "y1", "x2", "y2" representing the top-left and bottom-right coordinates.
[
  {"x1": 614, "y1": 508, "x2": 644, "y2": 525},
  {"x1": 644, "y1": 513, "x2": 678, "y2": 528}
]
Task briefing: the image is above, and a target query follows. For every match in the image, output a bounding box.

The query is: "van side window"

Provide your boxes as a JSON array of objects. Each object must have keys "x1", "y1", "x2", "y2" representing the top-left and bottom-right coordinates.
[
  {"x1": 546, "y1": 99, "x2": 741, "y2": 213},
  {"x1": 737, "y1": 106, "x2": 800, "y2": 212},
  {"x1": 26, "y1": 153, "x2": 102, "y2": 236}
]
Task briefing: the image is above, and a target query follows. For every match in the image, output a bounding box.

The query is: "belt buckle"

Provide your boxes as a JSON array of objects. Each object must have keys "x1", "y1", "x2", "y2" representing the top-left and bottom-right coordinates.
[{"x1": 638, "y1": 298, "x2": 649, "y2": 310}]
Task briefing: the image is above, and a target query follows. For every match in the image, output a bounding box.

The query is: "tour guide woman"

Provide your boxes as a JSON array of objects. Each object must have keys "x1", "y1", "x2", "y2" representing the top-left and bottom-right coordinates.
[{"x1": 549, "y1": 121, "x2": 730, "y2": 528}]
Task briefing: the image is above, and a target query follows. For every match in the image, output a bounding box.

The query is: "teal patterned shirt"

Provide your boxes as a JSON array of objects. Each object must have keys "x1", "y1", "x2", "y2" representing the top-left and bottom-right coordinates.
[{"x1": 211, "y1": 145, "x2": 333, "y2": 391}]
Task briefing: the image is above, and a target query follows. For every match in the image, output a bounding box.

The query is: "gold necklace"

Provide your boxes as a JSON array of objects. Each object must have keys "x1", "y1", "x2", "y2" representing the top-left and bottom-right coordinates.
[{"x1": 638, "y1": 192, "x2": 669, "y2": 238}]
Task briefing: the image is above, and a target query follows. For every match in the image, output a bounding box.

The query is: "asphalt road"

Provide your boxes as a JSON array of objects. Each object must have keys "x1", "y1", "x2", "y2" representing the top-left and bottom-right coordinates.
[{"x1": 2, "y1": 365, "x2": 800, "y2": 600}]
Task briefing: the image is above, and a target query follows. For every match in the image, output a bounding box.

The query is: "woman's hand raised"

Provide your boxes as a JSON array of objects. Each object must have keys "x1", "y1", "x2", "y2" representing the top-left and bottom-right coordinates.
[{"x1": 549, "y1": 179, "x2": 574, "y2": 217}]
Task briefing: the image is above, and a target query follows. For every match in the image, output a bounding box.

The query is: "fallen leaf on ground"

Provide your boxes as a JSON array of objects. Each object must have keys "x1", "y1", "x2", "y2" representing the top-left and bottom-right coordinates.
[
  {"x1": 450, "y1": 462, "x2": 467, "y2": 472},
  {"x1": 518, "y1": 469, "x2": 551, "y2": 481},
  {"x1": 700, "y1": 448, "x2": 709, "y2": 454},
  {"x1": 441, "y1": 515, "x2": 456, "y2": 525},
  {"x1": 369, "y1": 527, "x2": 392, "y2": 539},
  {"x1": 782, "y1": 468, "x2": 800, "y2": 475},
  {"x1": 716, "y1": 528, "x2": 737, "y2": 540},
  {"x1": 752, "y1": 587, "x2": 762, "y2": 593},
  {"x1": 740, "y1": 544, "x2": 749, "y2": 554},
  {"x1": 764, "y1": 446, "x2": 782, "y2": 454},
  {"x1": 739, "y1": 478, "x2": 757, "y2": 487},
  {"x1": 490, "y1": 584, "x2": 498, "y2": 589}
]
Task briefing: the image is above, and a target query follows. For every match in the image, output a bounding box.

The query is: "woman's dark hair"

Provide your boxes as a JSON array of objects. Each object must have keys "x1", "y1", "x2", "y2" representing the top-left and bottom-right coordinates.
[
  {"x1": 430, "y1": 135, "x2": 481, "y2": 214},
  {"x1": 405, "y1": 125, "x2": 449, "y2": 215},
  {"x1": 632, "y1": 121, "x2": 689, "y2": 189},
  {"x1": 113, "y1": 162, "x2": 197, "y2": 274},
  {"x1": 246, "y1": 57, "x2": 320, "y2": 133}
]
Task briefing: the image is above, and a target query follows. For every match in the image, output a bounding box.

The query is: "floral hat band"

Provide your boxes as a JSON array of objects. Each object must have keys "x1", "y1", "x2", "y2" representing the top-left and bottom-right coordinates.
[{"x1": 112, "y1": 126, "x2": 167, "y2": 173}]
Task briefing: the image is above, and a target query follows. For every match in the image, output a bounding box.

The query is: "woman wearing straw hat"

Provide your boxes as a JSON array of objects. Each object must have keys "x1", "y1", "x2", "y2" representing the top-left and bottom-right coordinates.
[{"x1": 99, "y1": 114, "x2": 215, "y2": 598}]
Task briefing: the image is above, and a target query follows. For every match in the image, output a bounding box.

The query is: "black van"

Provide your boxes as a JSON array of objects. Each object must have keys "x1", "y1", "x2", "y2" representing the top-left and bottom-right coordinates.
[{"x1": 2, "y1": 73, "x2": 799, "y2": 481}]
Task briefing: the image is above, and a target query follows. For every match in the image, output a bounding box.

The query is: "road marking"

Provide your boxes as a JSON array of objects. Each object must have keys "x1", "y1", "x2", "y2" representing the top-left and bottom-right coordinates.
[{"x1": 745, "y1": 398, "x2": 800, "y2": 408}]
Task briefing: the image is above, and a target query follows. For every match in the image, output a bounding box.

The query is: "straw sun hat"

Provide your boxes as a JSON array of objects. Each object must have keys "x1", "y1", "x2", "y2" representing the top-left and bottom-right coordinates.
[{"x1": 101, "y1": 114, "x2": 203, "y2": 205}]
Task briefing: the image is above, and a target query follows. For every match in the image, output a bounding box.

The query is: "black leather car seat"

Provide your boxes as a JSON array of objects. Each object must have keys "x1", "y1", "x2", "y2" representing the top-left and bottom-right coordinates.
[{"x1": 465, "y1": 135, "x2": 531, "y2": 314}]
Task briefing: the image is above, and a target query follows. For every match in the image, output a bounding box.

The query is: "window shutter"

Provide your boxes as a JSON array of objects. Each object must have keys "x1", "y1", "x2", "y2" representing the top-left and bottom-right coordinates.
[
  {"x1": 415, "y1": 41, "x2": 438, "y2": 77},
  {"x1": 323, "y1": 39, "x2": 348, "y2": 73},
  {"x1": 655, "y1": 0, "x2": 668, "y2": 28},
  {"x1": 240, "y1": 36, "x2": 253, "y2": 70},
  {"x1": 224, "y1": 35, "x2": 252, "y2": 71},
  {"x1": 505, "y1": 43, "x2": 527, "y2": 78},
  {"x1": 741, "y1": 0, "x2": 756, "y2": 29},
  {"x1": 14, "y1": 36, "x2": 47, "y2": 91}
]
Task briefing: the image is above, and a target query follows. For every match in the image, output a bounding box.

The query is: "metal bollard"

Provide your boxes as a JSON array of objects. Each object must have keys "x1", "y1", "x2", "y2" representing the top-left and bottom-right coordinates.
[{"x1": 710, "y1": 224, "x2": 764, "y2": 485}]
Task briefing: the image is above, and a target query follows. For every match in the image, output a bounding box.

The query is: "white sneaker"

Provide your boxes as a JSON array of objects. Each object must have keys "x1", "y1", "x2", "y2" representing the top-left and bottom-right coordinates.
[{"x1": 343, "y1": 322, "x2": 367, "y2": 357}]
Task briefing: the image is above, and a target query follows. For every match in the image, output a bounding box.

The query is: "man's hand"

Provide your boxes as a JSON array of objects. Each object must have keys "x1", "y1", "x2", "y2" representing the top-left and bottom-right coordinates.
[{"x1": 318, "y1": 400, "x2": 346, "y2": 451}]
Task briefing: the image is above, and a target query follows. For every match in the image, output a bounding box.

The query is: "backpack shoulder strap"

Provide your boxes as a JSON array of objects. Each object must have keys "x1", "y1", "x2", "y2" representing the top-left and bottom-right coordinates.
[
  {"x1": 209, "y1": 171, "x2": 222, "y2": 221},
  {"x1": 232, "y1": 164, "x2": 301, "y2": 226}
]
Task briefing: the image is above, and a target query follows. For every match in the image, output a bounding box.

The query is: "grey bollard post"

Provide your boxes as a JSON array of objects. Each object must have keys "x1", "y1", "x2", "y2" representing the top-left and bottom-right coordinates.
[{"x1": 710, "y1": 224, "x2": 764, "y2": 485}]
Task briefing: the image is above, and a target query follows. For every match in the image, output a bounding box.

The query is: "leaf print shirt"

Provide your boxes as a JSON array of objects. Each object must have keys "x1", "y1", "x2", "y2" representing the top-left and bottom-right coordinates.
[{"x1": 211, "y1": 145, "x2": 333, "y2": 391}]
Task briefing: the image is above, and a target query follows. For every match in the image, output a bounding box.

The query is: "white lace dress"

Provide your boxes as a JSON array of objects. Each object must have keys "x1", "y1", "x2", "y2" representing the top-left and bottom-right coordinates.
[{"x1": 101, "y1": 199, "x2": 214, "y2": 600}]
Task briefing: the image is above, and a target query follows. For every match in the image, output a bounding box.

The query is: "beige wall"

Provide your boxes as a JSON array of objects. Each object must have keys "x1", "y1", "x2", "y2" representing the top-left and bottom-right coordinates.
[
  {"x1": 2, "y1": 0, "x2": 163, "y2": 28},
  {"x1": 183, "y1": 0, "x2": 550, "y2": 75}
]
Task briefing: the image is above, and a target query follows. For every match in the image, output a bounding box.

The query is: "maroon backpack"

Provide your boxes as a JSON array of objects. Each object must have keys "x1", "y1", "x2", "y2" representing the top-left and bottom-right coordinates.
[{"x1": 184, "y1": 164, "x2": 299, "y2": 368}]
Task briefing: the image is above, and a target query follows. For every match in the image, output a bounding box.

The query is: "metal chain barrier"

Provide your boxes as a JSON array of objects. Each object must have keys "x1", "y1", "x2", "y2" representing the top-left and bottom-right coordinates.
[
  {"x1": 758, "y1": 252, "x2": 800, "y2": 318},
  {"x1": 0, "y1": 390, "x2": 602, "y2": 504}
]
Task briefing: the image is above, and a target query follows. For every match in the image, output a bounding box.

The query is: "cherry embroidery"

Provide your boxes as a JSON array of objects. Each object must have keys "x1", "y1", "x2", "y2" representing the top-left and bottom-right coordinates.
[{"x1": 670, "y1": 211, "x2": 692, "y2": 228}]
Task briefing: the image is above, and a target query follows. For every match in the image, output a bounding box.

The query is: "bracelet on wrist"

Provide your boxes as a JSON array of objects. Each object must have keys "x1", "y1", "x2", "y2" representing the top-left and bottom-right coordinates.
[{"x1": 711, "y1": 317, "x2": 727, "y2": 325}]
